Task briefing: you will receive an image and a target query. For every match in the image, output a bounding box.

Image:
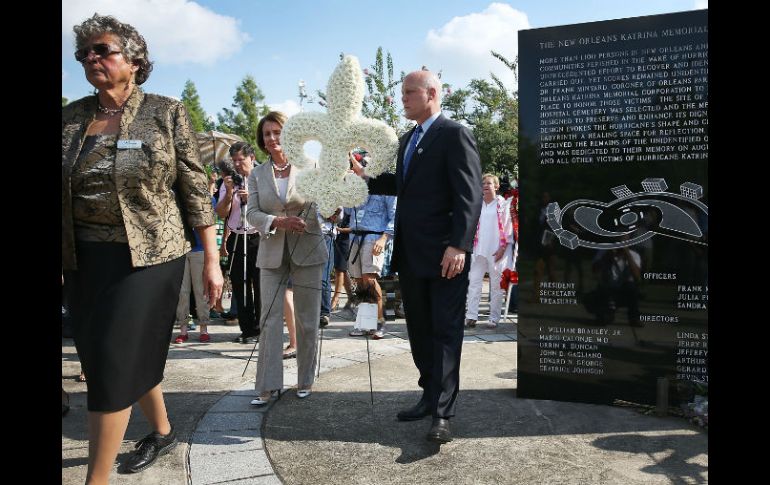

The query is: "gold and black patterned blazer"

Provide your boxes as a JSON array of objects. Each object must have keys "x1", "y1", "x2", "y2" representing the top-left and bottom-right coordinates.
[{"x1": 62, "y1": 87, "x2": 215, "y2": 270}]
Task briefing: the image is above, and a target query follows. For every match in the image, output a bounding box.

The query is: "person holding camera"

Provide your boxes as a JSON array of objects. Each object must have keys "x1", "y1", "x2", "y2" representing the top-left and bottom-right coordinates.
[{"x1": 215, "y1": 142, "x2": 261, "y2": 344}]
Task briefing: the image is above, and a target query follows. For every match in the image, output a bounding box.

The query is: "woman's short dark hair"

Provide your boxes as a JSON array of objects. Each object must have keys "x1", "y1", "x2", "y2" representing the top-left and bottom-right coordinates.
[
  {"x1": 229, "y1": 141, "x2": 255, "y2": 159},
  {"x1": 256, "y1": 111, "x2": 288, "y2": 154},
  {"x1": 73, "y1": 13, "x2": 154, "y2": 85}
]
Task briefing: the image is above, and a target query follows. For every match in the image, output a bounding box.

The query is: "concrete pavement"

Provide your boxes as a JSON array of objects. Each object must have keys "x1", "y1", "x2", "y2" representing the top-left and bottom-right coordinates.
[{"x1": 62, "y1": 288, "x2": 707, "y2": 484}]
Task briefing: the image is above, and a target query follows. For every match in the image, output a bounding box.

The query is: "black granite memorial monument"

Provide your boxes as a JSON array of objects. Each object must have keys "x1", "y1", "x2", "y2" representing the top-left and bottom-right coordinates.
[{"x1": 517, "y1": 9, "x2": 708, "y2": 406}]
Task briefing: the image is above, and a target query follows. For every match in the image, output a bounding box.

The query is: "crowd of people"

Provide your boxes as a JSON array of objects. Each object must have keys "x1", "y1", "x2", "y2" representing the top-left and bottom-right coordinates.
[{"x1": 63, "y1": 13, "x2": 521, "y2": 482}]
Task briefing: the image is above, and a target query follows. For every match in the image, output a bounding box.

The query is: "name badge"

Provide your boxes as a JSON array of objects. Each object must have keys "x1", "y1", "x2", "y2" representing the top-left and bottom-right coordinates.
[{"x1": 117, "y1": 139, "x2": 142, "y2": 149}]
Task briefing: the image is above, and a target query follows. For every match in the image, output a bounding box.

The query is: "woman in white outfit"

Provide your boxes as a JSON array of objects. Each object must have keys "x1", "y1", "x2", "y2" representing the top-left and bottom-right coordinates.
[{"x1": 465, "y1": 174, "x2": 513, "y2": 328}]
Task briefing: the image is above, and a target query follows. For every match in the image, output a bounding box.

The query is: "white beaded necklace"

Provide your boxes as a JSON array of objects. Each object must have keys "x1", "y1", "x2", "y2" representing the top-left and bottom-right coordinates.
[
  {"x1": 272, "y1": 160, "x2": 290, "y2": 172},
  {"x1": 97, "y1": 102, "x2": 124, "y2": 117},
  {"x1": 271, "y1": 157, "x2": 290, "y2": 179}
]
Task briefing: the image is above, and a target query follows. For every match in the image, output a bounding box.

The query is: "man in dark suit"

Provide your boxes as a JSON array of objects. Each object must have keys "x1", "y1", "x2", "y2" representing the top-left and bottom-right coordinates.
[{"x1": 351, "y1": 69, "x2": 481, "y2": 443}]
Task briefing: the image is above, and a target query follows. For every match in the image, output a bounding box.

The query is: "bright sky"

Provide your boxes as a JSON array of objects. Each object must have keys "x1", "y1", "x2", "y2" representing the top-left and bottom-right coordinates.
[{"x1": 62, "y1": 0, "x2": 707, "y2": 121}]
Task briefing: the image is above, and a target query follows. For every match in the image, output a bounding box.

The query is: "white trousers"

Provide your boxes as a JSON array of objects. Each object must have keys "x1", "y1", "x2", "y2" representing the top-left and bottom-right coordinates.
[{"x1": 465, "y1": 253, "x2": 506, "y2": 323}]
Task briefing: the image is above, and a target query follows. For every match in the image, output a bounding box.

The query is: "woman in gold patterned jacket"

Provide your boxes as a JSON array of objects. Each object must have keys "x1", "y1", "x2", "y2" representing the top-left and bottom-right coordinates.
[{"x1": 62, "y1": 14, "x2": 223, "y2": 483}]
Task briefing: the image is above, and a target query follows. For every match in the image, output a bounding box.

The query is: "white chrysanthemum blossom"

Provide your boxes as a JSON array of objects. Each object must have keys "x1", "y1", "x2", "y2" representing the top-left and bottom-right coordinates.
[
  {"x1": 296, "y1": 170, "x2": 369, "y2": 217},
  {"x1": 280, "y1": 112, "x2": 328, "y2": 170},
  {"x1": 280, "y1": 54, "x2": 399, "y2": 217},
  {"x1": 326, "y1": 55, "x2": 365, "y2": 122}
]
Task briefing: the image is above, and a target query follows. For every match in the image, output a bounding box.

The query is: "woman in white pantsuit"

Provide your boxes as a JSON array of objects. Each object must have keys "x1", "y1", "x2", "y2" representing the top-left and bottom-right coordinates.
[
  {"x1": 246, "y1": 111, "x2": 328, "y2": 405},
  {"x1": 465, "y1": 174, "x2": 513, "y2": 328}
]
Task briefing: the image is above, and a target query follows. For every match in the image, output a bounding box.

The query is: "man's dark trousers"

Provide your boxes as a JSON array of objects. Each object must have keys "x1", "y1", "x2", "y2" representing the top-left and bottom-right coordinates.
[{"x1": 397, "y1": 241, "x2": 469, "y2": 418}]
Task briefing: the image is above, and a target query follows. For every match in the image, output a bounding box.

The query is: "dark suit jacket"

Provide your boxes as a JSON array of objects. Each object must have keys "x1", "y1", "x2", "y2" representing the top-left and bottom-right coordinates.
[{"x1": 368, "y1": 114, "x2": 482, "y2": 278}]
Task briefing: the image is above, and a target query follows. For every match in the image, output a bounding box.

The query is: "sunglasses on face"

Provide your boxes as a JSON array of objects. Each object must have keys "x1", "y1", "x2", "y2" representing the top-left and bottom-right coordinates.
[{"x1": 75, "y1": 43, "x2": 122, "y2": 63}]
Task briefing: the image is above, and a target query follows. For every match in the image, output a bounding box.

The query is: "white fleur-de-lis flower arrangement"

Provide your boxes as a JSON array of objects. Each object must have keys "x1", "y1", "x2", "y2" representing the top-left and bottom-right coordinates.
[{"x1": 281, "y1": 55, "x2": 399, "y2": 216}]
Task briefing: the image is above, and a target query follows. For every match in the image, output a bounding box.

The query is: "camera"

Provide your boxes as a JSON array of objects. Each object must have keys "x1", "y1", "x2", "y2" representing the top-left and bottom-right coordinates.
[
  {"x1": 216, "y1": 159, "x2": 235, "y2": 177},
  {"x1": 217, "y1": 159, "x2": 243, "y2": 186},
  {"x1": 349, "y1": 149, "x2": 368, "y2": 170}
]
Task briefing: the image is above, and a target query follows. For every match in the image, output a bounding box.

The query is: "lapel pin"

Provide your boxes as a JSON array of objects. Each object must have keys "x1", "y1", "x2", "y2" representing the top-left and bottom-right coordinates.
[{"x1": 417, "y1": 148, "x2": 423, "y2": 154}]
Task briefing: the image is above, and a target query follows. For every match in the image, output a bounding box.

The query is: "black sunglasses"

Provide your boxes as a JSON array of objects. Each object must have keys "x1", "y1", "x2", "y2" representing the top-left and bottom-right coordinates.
[{"x1": 75, "y1": 43, "x2": 122, "y2": 63}]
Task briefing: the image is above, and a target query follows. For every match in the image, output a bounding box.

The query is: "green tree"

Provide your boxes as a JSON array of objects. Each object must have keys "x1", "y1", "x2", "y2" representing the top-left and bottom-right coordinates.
[
  {"x1": 181, "y1": 80, "x2": 213, "y2": 132},
  {"x1": 216, "y1": 75, "x2": 269, "y2": 159},
  {"x1": 441, "y1": 86, "x2": 471, "y2": 121},
  {"x1": 441, "y1": 51, "x2": 519, "y2": 178},
  {"x1": 361, "y1": 47, "x2": 409, "y2": 134},
  {"x1": 62, "y1": 97, "x2": 68, "y2": 107}
]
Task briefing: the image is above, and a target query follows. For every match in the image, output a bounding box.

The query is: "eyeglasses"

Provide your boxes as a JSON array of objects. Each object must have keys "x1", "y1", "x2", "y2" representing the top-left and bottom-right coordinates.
[{"x1": 74, "y1": 43, "x2": 122, "y2": 63}]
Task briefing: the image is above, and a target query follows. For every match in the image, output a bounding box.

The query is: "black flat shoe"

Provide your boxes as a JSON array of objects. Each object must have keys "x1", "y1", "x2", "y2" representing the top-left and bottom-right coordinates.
[
  {"x1": 426, "y1": 417, "x2": 452, "y2": 443},
  {"x1": 397, "y1": 400, "x2": 431, "y2": 421},
  {"x1": 119, "y1": 425, "x2": 178, "y2": 474}
]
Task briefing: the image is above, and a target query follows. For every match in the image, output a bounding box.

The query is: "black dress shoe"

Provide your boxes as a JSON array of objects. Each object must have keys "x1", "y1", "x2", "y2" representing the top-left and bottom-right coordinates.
[
  {"x1": 119, "y1": 425, "x2": 178, "y2": 474},
  {"x1": 426, "y1": 417, "x2": 452, "y2": 443},
  {"x1": 397, "y1": 400, "x2": 431, "y2": 421}
]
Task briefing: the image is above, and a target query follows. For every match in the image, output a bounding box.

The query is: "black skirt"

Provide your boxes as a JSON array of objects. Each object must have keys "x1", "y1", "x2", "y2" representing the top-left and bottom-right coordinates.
[{"x1": 65, "y1": 242, "x2": 185, "y2": 412}]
